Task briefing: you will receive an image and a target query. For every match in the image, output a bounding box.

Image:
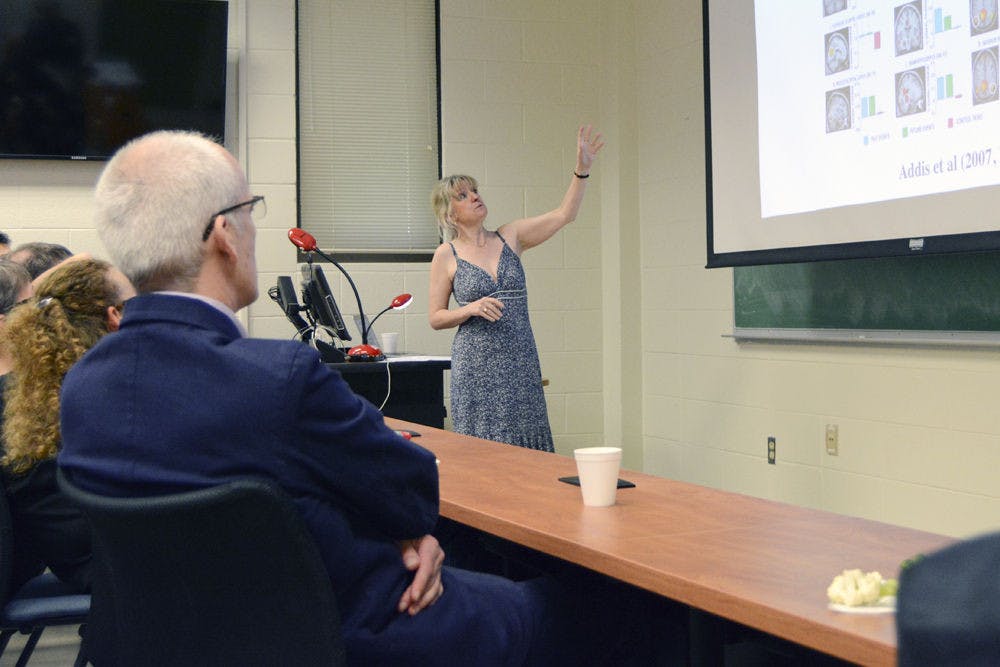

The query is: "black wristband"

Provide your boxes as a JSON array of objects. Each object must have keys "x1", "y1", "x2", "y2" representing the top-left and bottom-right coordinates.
[{"x1": 573, "y1": 171, "x2": 589, "y2": 179}]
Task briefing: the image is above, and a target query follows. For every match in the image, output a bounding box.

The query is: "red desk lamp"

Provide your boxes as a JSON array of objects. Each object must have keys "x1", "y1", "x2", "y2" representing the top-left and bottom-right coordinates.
[
  {"x1": 288, "y1": 228, "x2": 412, "y2": 362},
  {"x1": 348, "y1": 293, "x2": 413, "y2": 361}
]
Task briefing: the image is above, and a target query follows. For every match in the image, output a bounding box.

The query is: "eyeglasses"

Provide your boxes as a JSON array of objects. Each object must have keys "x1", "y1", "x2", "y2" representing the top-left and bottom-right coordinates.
[{"x1": 202, "y1": 195, "x2": 266, "y2": 242}]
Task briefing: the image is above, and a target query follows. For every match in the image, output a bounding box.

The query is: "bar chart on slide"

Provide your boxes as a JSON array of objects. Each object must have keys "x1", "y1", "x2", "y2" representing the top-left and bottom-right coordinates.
[
  {"x1": 934, "y1": 7, "x2": 953, "y2": 33},
  {"x1": 936, "y1": 74, "x2": 955, "y2": 100}
]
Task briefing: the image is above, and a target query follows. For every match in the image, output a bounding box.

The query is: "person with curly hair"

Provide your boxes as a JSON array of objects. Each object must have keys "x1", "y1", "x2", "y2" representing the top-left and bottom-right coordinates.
[{"x1": 1, "y1": 257, "x2": 135, "y2": 592}]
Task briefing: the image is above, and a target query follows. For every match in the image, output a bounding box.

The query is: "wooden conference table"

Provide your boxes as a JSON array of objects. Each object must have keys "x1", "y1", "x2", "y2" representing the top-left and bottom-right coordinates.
[{"x1": 386, "y1": 418, "x2": 955, "y2": 666}]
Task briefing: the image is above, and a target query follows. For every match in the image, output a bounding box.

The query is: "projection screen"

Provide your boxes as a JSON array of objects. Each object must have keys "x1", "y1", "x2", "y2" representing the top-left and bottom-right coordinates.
[{"x1": 705, "y1": 0, "x2": 1000, "y2": 267}]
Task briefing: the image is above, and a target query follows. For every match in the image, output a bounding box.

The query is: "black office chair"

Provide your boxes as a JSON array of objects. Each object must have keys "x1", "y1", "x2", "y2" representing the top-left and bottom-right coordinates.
[
  {"x1": 57, "y1": 472, "x2": 346, "y2": 667},
  {"x1": 0, "y1": 480, "x2": 90, "y2": 667},
  {"x1": 897, "y1": 531, "x2": 1000, "y2": 666}
]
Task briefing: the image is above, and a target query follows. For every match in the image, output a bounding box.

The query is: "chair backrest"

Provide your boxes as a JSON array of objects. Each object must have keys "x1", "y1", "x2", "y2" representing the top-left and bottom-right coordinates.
[
  {"x1": 897, "y1": 531, "x2": 1000, "y2": 666},
  {"x1": 0, "y1": 478, "x2": 14, "y2": 605},
  {"x1": 57, "y1": 471, "x2": 346, "y2": 667}
]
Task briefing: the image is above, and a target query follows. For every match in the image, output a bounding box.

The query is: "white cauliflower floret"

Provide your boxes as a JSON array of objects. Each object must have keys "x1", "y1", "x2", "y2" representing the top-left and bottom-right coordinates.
[{"x1": 827, "y1": 569, "x2": 883, "y2": 606}]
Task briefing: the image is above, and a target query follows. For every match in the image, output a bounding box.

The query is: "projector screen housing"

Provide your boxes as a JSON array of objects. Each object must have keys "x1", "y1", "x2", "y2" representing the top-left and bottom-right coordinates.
[{"x1": 705, "y1": 0, "x2": 1000, "y2": 267}]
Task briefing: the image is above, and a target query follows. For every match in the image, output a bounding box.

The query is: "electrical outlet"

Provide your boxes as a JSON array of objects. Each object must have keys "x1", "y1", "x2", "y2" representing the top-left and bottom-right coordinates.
[
  {"x1": 826, "y1": 424, "x2": 839, "y2": 456},
  {"x1": 767, "y1": 436, "x2": 776, "y2": 464}
]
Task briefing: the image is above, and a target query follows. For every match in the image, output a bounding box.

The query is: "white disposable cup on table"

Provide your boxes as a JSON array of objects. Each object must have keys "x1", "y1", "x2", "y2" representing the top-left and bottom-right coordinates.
[
  {"x1": 573, "y1": 447, "x2": 622, "y2": 507},
  {"x1": 381, "y1": 332, "x2": 400, "y2": 355}
]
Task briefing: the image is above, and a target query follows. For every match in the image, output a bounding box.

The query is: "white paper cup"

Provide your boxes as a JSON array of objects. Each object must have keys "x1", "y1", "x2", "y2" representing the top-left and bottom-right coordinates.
[
  {"x1": 381, "y1": 332, "x2": 400, "y2": 355},
  {"x1": 573, "y1": 447, "x2": 622, "y2": 507}
]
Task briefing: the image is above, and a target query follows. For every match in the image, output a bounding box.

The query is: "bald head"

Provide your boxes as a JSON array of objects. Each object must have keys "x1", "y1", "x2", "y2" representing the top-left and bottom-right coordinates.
[{"x1": 94, "y1": 131, "x2": 249, "y2": 294}]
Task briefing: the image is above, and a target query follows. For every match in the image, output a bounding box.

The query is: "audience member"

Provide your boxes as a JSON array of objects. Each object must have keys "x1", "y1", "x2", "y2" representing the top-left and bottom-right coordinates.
[
  {"x1": 897, "y1": 533, "x2": 1000, "y2": 665},
  {"x1": 0, "y1": 259, "x2": 32, "y2": 376},
  {"x1": 0, "y1": 231, "x2": 11, "y2": 255},
  {"x1": 8, "y1": 241, "x2": 72, "y2": 279},
  {"x1": 58, "y1": 130, "x2": 678, "y2": 665},
  {"x1": 1, "y1": 258, "x2": 135, "y2": 593}
]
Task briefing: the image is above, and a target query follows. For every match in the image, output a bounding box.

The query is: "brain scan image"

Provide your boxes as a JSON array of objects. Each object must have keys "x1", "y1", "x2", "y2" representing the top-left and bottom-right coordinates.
[
  {"x1": 973, "y1": 47, "x2": 999, "y2": 104},
  {"x1": 971, "y1": 0, "x2": 999, "y2": 35},
  {"x1": 895, "y1": 2, "x2": 924, "y2": 56},
  {"x1": 825, "y1": 29, "x2": 850, "y2": 75},
  {"x1": 824, "y1": 0, "x2": 847, "y2": 16},
  {"x1": 826, "y1": 87, "x2": 852, "y2": 133},
  {"x1": 896, "y1": 67, "x2": 926, "y2": 116}
]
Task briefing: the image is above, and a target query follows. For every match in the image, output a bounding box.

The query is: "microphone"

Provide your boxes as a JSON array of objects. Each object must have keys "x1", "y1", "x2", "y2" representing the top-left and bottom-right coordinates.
[{"x1": 288, "y1": 228, "x2": 381, "y2": 361}]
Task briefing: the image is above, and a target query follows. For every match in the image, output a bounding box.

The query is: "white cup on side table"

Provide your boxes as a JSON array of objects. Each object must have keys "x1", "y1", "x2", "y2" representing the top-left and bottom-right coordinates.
[
  {"x1": 573, "y1": 447, "x2": 622, "y2": 507},
  {"x1": 381, "y1": 332, "x2": 400, "y2": 355}
]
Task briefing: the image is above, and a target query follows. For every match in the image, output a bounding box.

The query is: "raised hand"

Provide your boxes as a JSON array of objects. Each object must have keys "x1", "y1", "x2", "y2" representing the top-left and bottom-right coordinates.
[{"x1": 576, "y1": 125, "x2": 605, "y2": 175}]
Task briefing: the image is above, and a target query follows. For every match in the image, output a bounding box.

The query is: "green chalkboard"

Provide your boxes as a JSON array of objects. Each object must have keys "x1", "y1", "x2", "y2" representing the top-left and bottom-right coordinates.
[{"x1": 734, "y1": 252, "x2": 1000, "y2": 332}]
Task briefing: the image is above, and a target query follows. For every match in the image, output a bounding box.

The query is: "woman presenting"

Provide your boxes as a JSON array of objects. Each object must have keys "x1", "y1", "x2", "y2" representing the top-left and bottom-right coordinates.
[{"x1": 429, "y1": 125, "x2": 604, "y2": 451}]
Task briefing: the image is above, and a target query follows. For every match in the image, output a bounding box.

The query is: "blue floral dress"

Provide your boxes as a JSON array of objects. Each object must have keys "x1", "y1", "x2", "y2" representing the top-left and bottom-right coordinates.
[{"x1": 448, "y1": 233, "x2": 554, "y2": 452}]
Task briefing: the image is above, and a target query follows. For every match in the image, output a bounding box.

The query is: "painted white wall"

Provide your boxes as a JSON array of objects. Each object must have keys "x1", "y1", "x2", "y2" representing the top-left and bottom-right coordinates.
[
  {"x1": 634, "y1": 0, "x2": 1000, "y2": 539},
  {"x1": 3, "y1": 0, "x2": 999, "y2": 538}
]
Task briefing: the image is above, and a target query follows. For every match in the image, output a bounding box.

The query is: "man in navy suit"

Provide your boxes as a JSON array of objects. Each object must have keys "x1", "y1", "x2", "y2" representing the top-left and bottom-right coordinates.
[{"x1": 58, "y1": 131, "x2": 670, "y2": 665}]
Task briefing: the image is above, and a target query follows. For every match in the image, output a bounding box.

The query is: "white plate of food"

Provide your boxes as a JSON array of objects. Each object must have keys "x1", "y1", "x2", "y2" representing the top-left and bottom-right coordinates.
[{"x1": 828, "y1": 596, "x2": 896, "y2": 614}]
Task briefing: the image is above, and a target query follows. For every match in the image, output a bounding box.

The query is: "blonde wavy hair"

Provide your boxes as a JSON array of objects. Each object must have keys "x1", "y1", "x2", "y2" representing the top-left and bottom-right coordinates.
[
  {"x1": 430, "y1": 174, "x2": 478, "y2": 242},
  {"x1": 1, "y1": 259, "x2": 123, "y2": 473}
]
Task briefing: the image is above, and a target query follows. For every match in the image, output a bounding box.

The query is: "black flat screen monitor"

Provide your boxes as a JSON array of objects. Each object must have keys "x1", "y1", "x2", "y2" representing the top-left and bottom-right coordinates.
[
  {"x1": 274, "y1": 275, "x2": 309, "y2": 335},
  {"x1": 0, "y1": 0, "x2": 228, "y2": 160},
  {"x1": 301, "y1": 264, "x2": 351, "y2": 342}
]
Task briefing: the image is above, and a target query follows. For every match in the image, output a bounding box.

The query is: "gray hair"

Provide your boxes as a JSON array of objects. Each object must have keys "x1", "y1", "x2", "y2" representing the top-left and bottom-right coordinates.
[
  {"x1": 0, "y1": 260, "x2": 31, "y2": 314},
  {"x1": 94, "y1": 130, "x2": 246, "y2": 293},
  {"x1": 9, "y1": 242, "x2": 72, "y2": 279},
  {"x1": 430, "y1": 175, "x2": 479, "y2": 242}
]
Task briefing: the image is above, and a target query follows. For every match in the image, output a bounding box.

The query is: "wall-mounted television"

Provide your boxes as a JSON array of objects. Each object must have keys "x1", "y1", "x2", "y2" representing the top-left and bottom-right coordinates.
[{"x1": 0, "y1": 0, "x2": 228, "y2": 161}]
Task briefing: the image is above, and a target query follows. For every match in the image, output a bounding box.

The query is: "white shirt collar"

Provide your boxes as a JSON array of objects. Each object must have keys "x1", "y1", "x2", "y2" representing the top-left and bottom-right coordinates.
[{"x1": 156, "y1": 291, "x2": 248, "y2": 337}]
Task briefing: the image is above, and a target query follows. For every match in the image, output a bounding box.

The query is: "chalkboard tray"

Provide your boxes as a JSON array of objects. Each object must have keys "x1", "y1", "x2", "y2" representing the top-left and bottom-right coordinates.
[{"x1": 733, "y1": 252, "x2": 1000, "y2": 345}]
